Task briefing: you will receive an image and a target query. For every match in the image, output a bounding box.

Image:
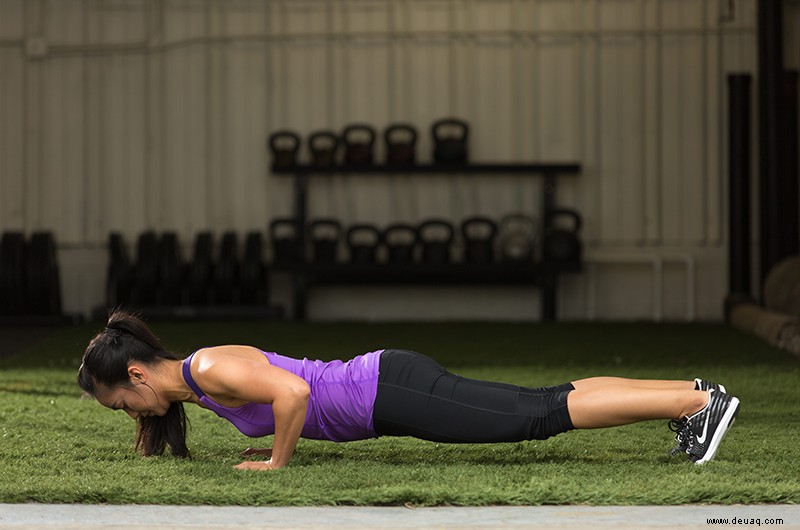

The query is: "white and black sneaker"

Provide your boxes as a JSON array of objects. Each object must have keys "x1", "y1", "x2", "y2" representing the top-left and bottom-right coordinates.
[
  {"x1": 684, "y1": 389, "x2": 740, "y2": 464},
  {"x1": 668, "y1": 379, "x2": 728, "y2": 456},
  {"x1": 694, "y1": 378, "x2": 726, "y2": 394}
]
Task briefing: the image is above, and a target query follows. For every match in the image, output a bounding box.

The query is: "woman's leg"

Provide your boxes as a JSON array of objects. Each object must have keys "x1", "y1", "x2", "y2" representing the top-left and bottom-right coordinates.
[{"x1": 567, "y1": 385, "x2": 708, "y2": 429}]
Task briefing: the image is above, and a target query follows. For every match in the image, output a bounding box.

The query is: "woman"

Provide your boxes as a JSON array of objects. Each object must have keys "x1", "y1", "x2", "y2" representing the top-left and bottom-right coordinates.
[{"x1": 78, "y1": 310, "x2": 740, "y2": 470}]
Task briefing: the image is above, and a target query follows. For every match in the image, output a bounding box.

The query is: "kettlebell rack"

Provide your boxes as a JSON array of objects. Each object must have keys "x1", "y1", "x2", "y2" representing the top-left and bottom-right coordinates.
[{"x1": 272, "y1": 162, "x2": 582, "y2": 321}]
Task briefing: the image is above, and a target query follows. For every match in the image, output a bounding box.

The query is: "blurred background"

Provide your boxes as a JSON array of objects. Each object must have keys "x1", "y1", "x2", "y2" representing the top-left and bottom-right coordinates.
[{"x1": 0, "y1": 0, "x2": 798, "y2": 322}]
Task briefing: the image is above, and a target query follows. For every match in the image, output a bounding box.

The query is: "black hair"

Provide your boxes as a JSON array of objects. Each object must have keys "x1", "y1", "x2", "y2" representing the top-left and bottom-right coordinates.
[{"x1": 78, "y1": 309, "x2": 190, "y2": 458}]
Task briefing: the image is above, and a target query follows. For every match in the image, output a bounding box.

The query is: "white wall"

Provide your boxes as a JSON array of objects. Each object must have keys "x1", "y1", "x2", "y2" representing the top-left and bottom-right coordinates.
[{"x1": 0, "y1": 0, "x2": 777, "y2": 321}]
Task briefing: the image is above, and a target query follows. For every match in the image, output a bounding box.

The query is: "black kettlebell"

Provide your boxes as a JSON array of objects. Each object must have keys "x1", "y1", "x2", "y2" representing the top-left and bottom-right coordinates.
[
  {"x1": 418, "y1": 219, "x2": 455, "y2": 264},
  {"x1": 309, "y1": 219, "x2": 341, "y2": 264},
  {"x1": 346, "y1": 224, "x2": 382, "y2": 264},
  {"x1": 268, "y1": 130, "x2": 301, "y2": 169},
  {"x1": 342, "y1": 124, "x2": 376, "y2": 166},
  {"x1": 432, "y1": 118, "x2": 469, "y2": 164},
  {"x1": 498, "y1": 214, "x2": 537, "y2": 263},
  {"x1": 309, "y1": 131, "x2": 339, "y2": 167},
  {"x1": 461, "y1": 216, "x2": 498, "y2": 264},
  {"x1": 543, "y1": 209, "x2": 583, "y2": 263},
  {"x1": 384, "y1": 124, "x2": 417, "y2": 165},
  {"x1": 383, "y1": 224, "x2": 419, "y2": 265},
  {"x1": 270, "y1": 218, "x2": 302, "y2": 264}
]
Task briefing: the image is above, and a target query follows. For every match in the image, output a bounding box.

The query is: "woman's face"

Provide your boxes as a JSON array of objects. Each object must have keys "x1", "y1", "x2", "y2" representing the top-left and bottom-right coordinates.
[{"x1": 95, "y1": 381, "x2": 170, "y2": 420}]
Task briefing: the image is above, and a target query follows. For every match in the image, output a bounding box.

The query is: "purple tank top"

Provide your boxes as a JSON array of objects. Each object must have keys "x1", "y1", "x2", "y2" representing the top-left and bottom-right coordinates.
[{"x1": 181, "y1": 349, "x2": 383, "y2": 442}]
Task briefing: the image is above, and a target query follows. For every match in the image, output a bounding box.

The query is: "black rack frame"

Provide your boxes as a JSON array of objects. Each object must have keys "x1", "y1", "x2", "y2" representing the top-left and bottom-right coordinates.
[{"x1": 272, "y1": 162, "x2": 582, "y2": 320}]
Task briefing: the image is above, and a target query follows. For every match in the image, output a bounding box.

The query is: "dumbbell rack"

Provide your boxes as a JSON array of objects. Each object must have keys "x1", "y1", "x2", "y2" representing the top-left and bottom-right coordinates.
[{"x1": 272, "y1": 163, "x2": 582, "y2": 321}]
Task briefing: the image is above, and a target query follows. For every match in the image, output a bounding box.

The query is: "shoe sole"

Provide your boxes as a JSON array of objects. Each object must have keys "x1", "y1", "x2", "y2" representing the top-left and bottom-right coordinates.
[{"x1": 693, "y1": 397, "x2": 740, "y2": 465}]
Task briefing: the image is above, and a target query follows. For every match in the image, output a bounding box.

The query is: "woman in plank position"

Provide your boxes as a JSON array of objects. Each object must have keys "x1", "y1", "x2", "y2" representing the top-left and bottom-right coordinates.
[{"x1": 78, "y1": 310, "x2": 740, "y2": 469}]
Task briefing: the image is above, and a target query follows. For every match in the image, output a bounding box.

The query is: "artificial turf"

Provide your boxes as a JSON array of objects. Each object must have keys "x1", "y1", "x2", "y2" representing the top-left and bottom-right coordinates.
[{"x1": 0, "y1": 320, "x2": 797, "y2": 506}]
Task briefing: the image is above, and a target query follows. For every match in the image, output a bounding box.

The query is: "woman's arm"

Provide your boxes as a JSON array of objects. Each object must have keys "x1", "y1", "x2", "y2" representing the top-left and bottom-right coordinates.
[{"x1": 193, "y1": 346, "x2": 310, "y2": 469}]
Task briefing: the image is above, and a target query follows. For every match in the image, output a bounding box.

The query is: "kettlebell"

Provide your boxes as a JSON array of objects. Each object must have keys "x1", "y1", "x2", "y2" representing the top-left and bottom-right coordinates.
[
  {"x1": 543, "y1": 209, "x2": 583, "y2": 263},
  {"x1": 309, "y1": 219, "x2": 341, "y2": 264},
  {"x1": 383, "y1": 224, "x2": 419, "y2": 265},
  {"x1": 418, "y1": 219, "x2": 455, "y2": 264},
  {"x1": 270, "y1": 218, "x2": 302, "y2": 265},
  {"x1": 342, "y1": 124, "x2": 376, "y2": 166},
  {"x1": 346, "y1": 224, "x2": 382, "y2": 264},
  {"x1": 432, "y1": 118, "x2": 469, "y2": 164},
  {"x1": 268, "y1": 130, "x2": 301, "y2": 169},
  {"x1": 461, "y1": 216, "x2": 498, "y2": 264},
  {"x1": 498, "y1": 214, "x2": 537, "y2": 263},
  {"x1": 384, "y1": 124, "x2": 417, "y2": 165},
  {"x1": 309, "y1": 131, "x2": 339, "y2": 167}
]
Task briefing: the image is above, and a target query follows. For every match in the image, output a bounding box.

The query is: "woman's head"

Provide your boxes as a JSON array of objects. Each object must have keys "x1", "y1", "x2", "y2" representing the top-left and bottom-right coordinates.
[{"x1": 79, "y1": 309, "x2": 190, "y2": 457}]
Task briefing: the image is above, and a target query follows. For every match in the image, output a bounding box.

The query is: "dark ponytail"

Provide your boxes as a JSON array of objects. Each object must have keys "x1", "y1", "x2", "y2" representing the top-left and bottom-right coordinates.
[{"x1": 78, "y1": 309, "x2": 190, "y2": 458}]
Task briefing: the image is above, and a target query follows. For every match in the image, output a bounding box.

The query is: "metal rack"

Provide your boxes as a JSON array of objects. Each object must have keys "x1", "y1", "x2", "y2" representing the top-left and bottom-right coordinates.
[{"x1": 272, "y1": 163, "x2": 582, "y2": 321}]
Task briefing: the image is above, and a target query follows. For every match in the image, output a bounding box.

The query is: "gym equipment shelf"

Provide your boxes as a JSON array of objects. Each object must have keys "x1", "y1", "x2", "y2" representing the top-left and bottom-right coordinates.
[{"x1": 272, "y1": 162, "x2": 582, "y2": 321}]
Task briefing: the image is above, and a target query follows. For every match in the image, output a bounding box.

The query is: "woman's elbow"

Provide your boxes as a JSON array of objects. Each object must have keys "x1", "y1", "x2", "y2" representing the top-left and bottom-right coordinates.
[{"x1": 290, "y1": 380, "x2": 310, "y2": 403}]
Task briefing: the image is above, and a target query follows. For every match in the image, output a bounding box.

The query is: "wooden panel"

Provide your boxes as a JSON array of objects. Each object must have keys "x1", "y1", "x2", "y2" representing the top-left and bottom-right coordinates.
[
  {"x1": 0, "y1": 48, "x2": 25, "y2": 230},
  {"x1": 0, "y1": 0, "x2": 24, "y2": 39},
  {"x1": 40, "y1": 57, "x2": 86, "y2": 243}
]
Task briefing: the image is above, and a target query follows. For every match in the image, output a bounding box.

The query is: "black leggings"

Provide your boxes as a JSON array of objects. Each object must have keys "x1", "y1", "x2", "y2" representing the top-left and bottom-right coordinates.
[{"x1": 372, "y1": 349, "x2": 575, "y2": 443}]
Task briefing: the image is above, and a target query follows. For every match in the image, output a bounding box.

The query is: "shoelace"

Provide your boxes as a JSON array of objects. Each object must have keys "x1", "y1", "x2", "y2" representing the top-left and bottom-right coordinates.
[{"x1": 668, "y1": 418, "x2": 691, "y2": 455}]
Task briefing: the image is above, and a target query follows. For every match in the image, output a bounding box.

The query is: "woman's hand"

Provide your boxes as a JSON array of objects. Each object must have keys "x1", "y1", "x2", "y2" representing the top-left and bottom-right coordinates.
[
  {"x1": 234, "y1": 460, "x2": 276, "y2": 471},
  {"x1": 240, "y1": 447, "x2": 273, "y2": 458}
]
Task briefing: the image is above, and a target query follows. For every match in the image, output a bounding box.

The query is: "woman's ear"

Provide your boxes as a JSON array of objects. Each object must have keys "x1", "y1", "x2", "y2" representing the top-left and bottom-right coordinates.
[{"x1": 128, "y1": 365, "x2": 146, "y2": 384}]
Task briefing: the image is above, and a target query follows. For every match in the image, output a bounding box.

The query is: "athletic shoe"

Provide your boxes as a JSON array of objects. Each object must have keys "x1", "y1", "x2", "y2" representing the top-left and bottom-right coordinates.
[
  {"x1": 667, "y1": 379, "x2": 728, "y2": 456},
  {"x1": 694, "y1": 378, "x2": 726, "y2": 394},
  {"x1": 684, "y1": 389, "x2": 741, "y2": 464}
]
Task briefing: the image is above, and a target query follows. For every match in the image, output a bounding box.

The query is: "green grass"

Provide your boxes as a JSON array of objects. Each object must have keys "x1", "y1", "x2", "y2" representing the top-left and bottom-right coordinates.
[{"x1": 0, "y1": 321, "x2": 798, "y2": 506}]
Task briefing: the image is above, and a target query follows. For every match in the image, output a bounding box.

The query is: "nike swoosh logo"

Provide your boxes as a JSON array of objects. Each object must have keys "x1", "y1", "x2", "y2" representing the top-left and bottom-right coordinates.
[{"x1": 696, "y1": 389, "x2": 714, "y2": 444}]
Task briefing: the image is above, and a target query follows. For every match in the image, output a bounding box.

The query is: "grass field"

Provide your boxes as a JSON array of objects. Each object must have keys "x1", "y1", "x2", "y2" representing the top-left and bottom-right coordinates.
[{"x1": 0, "y1": 320, "x2": 798, "y2": 506}]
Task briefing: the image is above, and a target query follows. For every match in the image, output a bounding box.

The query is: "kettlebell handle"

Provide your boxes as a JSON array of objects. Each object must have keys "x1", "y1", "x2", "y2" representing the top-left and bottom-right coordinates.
[
  {"x1": 418, "y1": 219, "x2": 455, "y2": 245},
  {"x1": 383, "y1": 223, "x2": 420, "y2": 244},
  {"x1": 346, "y1": 224, "x2": 383, "y2": 246},
  {"x1": 546, "y1": 209, "x2": 582, "y2": 232},
  {"x1": 308, "y1": 219, "x2": 342, "y2": 237},
  {"x1": 384, "y1": 124, "x2": 418, "y2": 146},
  {"x1": 342, "y1": 124, "x2": 376, "y2": 147},
  {"x1": 461, "y1": 216, "x2": 498, "y2": 240},
  {"x1": 431, "y1": 118, "x2": 469, "y2": 142},
  {"x1": 309, "y1": 131, "x2": 339, "y2": 153},
  {"x1": 268, "y1": 130, "x2": 301, "y2": 154}
]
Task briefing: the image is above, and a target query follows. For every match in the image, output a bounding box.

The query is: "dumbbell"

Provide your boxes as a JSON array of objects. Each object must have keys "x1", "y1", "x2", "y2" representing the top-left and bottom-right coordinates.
[
  {"x1": 157, "y1": 232, "x2": 183, "y2": 306},
  {"x1": 187, "y1": 232, "x2": 214, "y2": 305},
  {"x1": 132, "y1": 231, "x2": 159, "y2": 306},
  {"x1": 383, "y1": 224, "x2": 419, "y2": 265},
  {"x1": 0, "y1": 232, "x2": 26, "y2": 315},
  {"x1": 240, "y1": 232, "x2": 267, "y2": 305},
  {"x1": 107, "y1": 233, "x2": 133, "y2": 307},
  {"x1": 346, "y1": 224, "x2": 382, "y2": 264},
  {"x1": 214, "y1": 232, "x2": 239, "y2": 305},
  {"x1": 418, "y1": 219, "x2": 455, "y2": 265},
  {"x1": 461, "y1": 217, "x2": 497, "y2": 265}
]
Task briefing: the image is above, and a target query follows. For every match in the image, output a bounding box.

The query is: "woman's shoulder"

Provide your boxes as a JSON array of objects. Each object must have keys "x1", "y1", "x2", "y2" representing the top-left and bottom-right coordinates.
[{"x1": 192, "y1": 345, "x2": 270, "y2": 373}]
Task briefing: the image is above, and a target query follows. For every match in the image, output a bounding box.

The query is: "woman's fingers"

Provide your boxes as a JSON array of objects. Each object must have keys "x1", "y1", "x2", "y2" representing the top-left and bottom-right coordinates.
[{"x1": 234, "y1": 461, "x2": 274, "y2": 471}]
